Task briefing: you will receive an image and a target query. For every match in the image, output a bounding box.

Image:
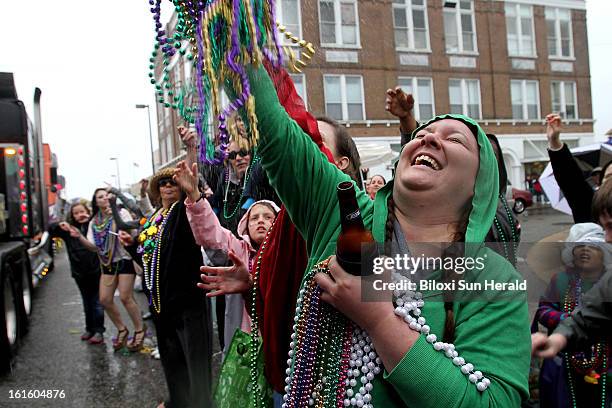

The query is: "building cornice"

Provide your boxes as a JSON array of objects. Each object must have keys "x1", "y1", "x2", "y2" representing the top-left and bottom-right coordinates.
[
  {"x1": 491, "y1": 0, "x2": 585, "y2": 10},
  {"x1": 336, "y1": 118, "x2": 594, "y2": 127}
]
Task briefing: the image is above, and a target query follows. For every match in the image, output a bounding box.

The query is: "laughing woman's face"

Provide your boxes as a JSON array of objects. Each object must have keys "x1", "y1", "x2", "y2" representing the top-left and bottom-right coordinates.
[{"x1": 394, "y1": 119, "x2": 479, "y2": 217}]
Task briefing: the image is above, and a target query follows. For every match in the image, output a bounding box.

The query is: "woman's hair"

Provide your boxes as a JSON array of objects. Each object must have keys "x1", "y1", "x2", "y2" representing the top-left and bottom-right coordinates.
[
  {"x1": 90, "y1": 188, "x2": 107, "y2": 217},
  {"x1": 384, "y1": 194, "x2": 472, "y2": 344},
  {"x1": 316, "y1": 116, "x2": 362, "y2": 185},
  {"x1": 593, "y1": 180, "x2": 612, "y2": 220},
  {"x1": 67, "y1": 200, "x2": 92, "y2": 226},
  {"x1": 370, "y1": 174, "x2": 386, "y2": 184},
  {"x1": 486, "y1": 134, "x2": 507, "y2": 195}
]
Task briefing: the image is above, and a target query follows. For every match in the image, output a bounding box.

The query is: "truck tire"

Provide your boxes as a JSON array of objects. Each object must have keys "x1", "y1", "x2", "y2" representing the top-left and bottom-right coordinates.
[
  {"x1": 15, "y1": 259, "x2": 33, "y2": 335},
  {"x1": 0, "y1": 266, "x2": 20, "y2": 373}
]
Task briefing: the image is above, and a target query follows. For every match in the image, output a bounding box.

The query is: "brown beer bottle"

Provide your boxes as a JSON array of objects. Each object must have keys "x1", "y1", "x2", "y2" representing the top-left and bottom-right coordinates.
[{"x1": 335, "y1": 181, "x2": 378, "y2": 276}]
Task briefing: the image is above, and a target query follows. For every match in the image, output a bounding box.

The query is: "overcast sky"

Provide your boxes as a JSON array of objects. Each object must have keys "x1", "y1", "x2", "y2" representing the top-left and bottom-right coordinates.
[{"x1": 0, "y1": 0, "x2": 610, "y2": 199}]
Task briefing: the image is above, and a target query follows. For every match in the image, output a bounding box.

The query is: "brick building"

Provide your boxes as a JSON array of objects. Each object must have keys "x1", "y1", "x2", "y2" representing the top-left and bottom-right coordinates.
[{"x1": 154, "y1": 0, "x2": 594, "y2": 188}]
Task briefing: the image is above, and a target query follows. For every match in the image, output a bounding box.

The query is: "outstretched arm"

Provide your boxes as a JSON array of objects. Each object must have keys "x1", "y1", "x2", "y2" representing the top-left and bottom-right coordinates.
[
  {"x1": 109, "y1": 194, "x2": 141, "y2": 231},
  {"x1": 174, "y1": 160, "x2": 250, "y2": 259},
  {"x1": 546, "y1": 114, "x2": 594, "y2": 223},
  {"x1": 385, "y1": 86, "x2": 418, "y2": 146},
  {"x1": 245, "y1": 65, "x2": 371, "y2": 250}
]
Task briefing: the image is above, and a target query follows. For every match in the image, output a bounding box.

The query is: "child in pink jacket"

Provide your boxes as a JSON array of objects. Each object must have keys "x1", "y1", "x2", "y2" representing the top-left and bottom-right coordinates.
[{"x1": 175, "y1": 161, "x2": 280, "y2": 352}]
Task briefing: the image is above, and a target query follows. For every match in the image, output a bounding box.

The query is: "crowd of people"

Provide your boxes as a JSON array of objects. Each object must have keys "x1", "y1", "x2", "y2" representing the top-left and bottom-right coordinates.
[{"x1": 51, "y1": 63, "x2": 612, "y2": 408}]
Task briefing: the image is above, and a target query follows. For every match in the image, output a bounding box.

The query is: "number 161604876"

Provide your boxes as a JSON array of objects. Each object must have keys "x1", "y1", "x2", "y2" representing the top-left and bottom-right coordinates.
[{"x1": 8, "y1": 389, "x2": 65, "y2": 399}]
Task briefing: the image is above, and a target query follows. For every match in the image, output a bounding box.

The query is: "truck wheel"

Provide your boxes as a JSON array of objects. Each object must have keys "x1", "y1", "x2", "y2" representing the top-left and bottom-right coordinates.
[
  {"x1": 0, "y1": 267, "x2": 20, "y2": 373},
  {"x1": 16, "y1": 260, "x2": 32, "y2": 335}
]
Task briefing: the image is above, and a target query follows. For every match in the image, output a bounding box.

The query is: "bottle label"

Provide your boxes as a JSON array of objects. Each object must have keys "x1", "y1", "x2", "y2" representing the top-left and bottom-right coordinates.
[{"x1": 345, "y1": 210, "x2": 361, "y2": 221}]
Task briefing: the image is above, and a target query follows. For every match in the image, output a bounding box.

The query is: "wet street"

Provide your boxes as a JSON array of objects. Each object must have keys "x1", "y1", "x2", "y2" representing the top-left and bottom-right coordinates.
[
  {"x1": 0, "y1": 205, "x2": 573, "y2": 407},
  {"x1": 0, "y1": 251, "x2": 168, "y2": 407}
]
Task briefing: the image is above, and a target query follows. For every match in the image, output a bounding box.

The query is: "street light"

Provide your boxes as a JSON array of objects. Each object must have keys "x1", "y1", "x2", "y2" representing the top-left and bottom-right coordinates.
[
  {"x1": 135, "y1": 104, "x2": 156, "y2": 174},
  {"x1": 110, "y1": 157, "x2": 121, "y2": 190}
]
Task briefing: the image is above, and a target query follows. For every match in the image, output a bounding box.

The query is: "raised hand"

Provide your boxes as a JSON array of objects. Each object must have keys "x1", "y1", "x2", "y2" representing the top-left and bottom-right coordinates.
[
  {"x1": 545, "y1": 113, "x2": 563, "y2": 150},
  {"x1": 178, "y1": 125, "x2": 197, "y2": 148},
  {"x1": 197, "y1": 250, "x2": 251, "y2": 297},
  {"x1": 59, "y1": 221, "x2": 71, "y2": 232},
  {"x1": 385, "y1": 87, "x2": 414, "y2": 120},
  {"x1": 67, "y1": 225, "x2": 81, "y2": 238},
  {"x1": 140, "y1": 178, "x2": 149, "y2": 198},
  {"x1": 385, "y1": 87, "x2": 418, "y2": 135},
  {"x1": 173, "y1": 160, "x2": 200, "y2": 201},
  {"x1": 118, "y1": 230, "x2": 134, "y2": 246}
]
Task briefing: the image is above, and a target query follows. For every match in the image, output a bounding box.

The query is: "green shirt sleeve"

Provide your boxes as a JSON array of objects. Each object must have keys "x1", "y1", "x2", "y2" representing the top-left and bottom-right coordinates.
[
  {"x1": 246, "y1": 65, "x2": 369, "y2": 253},
  {"x1": 384, "y1": 262, "x2": 530, "y2": 407}
]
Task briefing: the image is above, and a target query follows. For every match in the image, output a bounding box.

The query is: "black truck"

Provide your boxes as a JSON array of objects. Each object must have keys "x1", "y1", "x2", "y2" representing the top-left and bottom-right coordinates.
[{"x1": 0, "y1": 72, "x2": 56, "y2": 372}]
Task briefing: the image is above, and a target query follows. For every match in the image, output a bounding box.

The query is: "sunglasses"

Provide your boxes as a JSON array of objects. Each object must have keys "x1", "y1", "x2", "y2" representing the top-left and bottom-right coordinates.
[
  {"x1": 227, "y1": 149, "x2": 249, "y2": 160},
  {"x1": 158, "y1": 178, "x2": 177, "y2": 188}
]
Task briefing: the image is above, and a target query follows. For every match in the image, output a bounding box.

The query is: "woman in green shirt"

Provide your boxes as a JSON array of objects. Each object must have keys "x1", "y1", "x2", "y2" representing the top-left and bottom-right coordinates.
[{"x1": 215, "y1": 66, "x2": 531, "y2": 407}]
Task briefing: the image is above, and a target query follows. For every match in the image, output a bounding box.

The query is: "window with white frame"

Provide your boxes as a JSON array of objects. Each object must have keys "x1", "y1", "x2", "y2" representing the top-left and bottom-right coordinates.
[
  {"x1": 505, "y1": 3, "x2": 536, "y2": 57},
  {"x1": 443, "y1": 1, "x2": 476, "y2": 54},
  {"x1": 392, "y1": 0, "x2": 429, "y2": 51},
  {"x1": 290, "y1": 74, "x2": 307, "y2": 105},
  {"x1": 165, "y1": 135, "x2": 174, "y2": 161},
  {"x1": 551, "y1": 81, "x2": 577, "y2": 119},
  {"x1": 323, "y1": 75, "x2": 364, "y2": 121},
  {"x1": 448, "y1": 79, "x2": 481, "y2": 119},
  {"x1": 546, "y1": 8, "x2": 573, "y2": 58},
  {"x1": 319, "y1": 0, "x2": 358, "y2": 46},
  {"x1": 397, "y1": 77, "x2": 435, "y2": 121},
  {"x1": 161, "y1": 137, "x2": 168, "y2": 164},
  {"x1": 510, "y1": 80, "x2": 540, "y2": 120},
  {"x1": 277, "y1": 0, "x2": 302, "y2": 44}
]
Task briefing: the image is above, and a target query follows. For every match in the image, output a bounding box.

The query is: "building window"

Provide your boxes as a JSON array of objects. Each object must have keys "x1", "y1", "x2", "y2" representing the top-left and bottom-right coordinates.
[
  {"x1": 392, "y1": 0, "x2": 429, "y2": 51},
  {"x1": 551, "y1": 81, "x2": 577, "y2": 119},
  {"x1": 319, "y1": 0, "x2": 359, "y2": 46},
  {"x1": 546, "y1": 7, "x2": 573, "y2": 58},
  {"x1": 448, "y1": 79, "x2": 481, "y2": 119},
  {"x1": 290, "y1": 74, "x2": 307, "y2": 105},
  {"x1": 511, "y1": 80, "x2": 540, "y2": 120},
  {"x1": 160, "y1": 136, "x2": 168, "y2": 164},
  {"x1": 277, "y1": 0, "x2": 302, "y2": 44},
  {"x1": 443, "y1": 0, "x2": 476, "y2": 54},
  {"x1": 505, "y1": 3, "x2": 536, "y2": 57},
  {"x1": 397, "y1": 77, "x2": 435, "y2": 121},
  {"x1": 165, "y1": 134, "x2": 174, "y2": 161},
  {"x1": 323, "y1": 75, "x2": 364, "y2": 121}
]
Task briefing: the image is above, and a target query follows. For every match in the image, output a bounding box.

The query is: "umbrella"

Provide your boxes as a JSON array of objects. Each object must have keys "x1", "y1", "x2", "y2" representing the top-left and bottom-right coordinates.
[
  {"x1": 538, "y1": 143, "x2": 612, "y2": 215},
  {"x1": 567, "y1": 142, "x2": 612, "y2": 171},
  {"x1": 538, "y1": 164, "x2": 572, "y2": 215}
]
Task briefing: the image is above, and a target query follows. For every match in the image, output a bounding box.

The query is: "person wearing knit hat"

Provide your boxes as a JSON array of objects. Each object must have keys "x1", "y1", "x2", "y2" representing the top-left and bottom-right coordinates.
[
  {"x1": 534, "y1": 222, "x2": 610, "y2": 407},
  {"x1": 120, "y1": 166, "x2": 214, "y2": 408},
  {"x1": 561, "y1": 223, "x2": 612, "y2": 270},
  {"x1": 533, "y1": 183, "x2": 612, "y2": 374}
]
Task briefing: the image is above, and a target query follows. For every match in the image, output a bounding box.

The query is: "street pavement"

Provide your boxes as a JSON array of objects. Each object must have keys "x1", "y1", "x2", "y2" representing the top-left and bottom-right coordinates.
[
  {"x1": 0, "y1": 205, "x2": 575, "y2": 407},
  {"x1": 0, "y1": 252, "x2": 168, "y2": 407}
]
